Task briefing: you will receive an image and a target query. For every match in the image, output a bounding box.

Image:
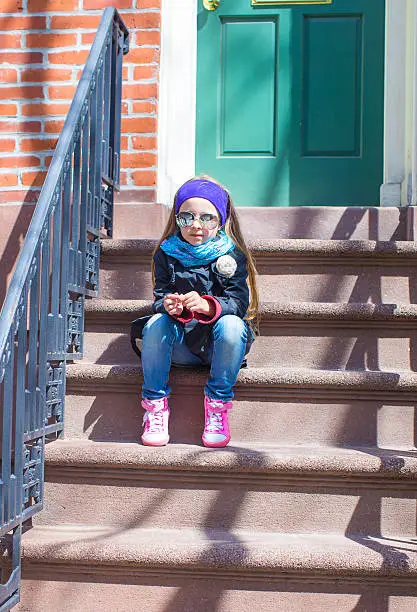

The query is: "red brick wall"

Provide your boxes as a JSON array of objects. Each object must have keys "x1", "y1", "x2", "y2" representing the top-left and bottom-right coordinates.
[{"x1": 0, "y1": 0, "x2": 160, "y2": 206}]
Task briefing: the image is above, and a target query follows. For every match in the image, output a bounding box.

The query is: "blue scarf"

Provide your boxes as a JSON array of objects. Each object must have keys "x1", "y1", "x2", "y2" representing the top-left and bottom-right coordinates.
[{"x1": 160, "y1": 230, "x2": 234, "y2": 268}]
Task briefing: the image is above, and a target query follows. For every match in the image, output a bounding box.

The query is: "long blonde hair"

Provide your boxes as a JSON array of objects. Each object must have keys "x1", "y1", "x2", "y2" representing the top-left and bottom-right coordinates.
[{"x1": 152, "y1": 175, "x2": 259, "y2": 329}]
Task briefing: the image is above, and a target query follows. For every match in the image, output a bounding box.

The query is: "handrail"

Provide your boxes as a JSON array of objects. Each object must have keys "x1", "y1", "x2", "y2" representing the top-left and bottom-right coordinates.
[
  {"x1": 0, "y1": 9, "x2": 128, "y2": 361},
  {"x1": 0, "y1": 8, "x2": 129, "y2": 610}
]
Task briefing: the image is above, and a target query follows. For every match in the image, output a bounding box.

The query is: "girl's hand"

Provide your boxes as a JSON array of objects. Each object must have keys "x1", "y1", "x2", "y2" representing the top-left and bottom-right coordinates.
[
  {"x1": 164, "y1": 293, "x2": 183, "y2": 316},
  {"x1": 181, "y1": 291, "x2": 214, "y2": 316}
]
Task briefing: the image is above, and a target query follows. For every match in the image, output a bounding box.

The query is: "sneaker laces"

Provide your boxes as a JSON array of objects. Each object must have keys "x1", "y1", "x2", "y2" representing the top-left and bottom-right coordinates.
[
  {"x1": 143, "y1": 409, "x2": 165, "y2": 432},
  {"x1": 205, "y1": 410, "x2": 224, "y2": 433},
  {"x1": 207, "y1": 399, "x2": 228, "y2": 412}
]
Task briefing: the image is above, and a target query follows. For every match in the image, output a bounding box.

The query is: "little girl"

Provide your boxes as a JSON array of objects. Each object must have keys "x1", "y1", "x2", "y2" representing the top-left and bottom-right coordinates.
[{"x1": 133, "y1": 176, "x2": 258, "y2": 448}]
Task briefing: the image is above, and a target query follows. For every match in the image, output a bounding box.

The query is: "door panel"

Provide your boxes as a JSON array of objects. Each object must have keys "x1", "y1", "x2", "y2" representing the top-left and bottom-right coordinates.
[
  {"x1": 220, "y1": 19, "x2": 278, "y2": 156},
  {"x1": 196, "y1": 0, "x2": 385, "y2": 206},
  {"x1": 302, "y1": 16, "x2": 362, "y2": 156}
]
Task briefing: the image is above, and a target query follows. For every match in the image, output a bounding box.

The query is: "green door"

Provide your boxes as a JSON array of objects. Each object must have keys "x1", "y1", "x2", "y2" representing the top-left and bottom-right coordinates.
[{"x1": 196, "y1": 0, "x2": 385, "y2": 206}]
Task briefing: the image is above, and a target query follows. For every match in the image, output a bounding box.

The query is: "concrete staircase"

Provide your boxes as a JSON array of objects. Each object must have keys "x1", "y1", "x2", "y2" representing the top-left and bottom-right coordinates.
[{"x1": 17, "y1": 207, "x2": 417, "y2": 611}]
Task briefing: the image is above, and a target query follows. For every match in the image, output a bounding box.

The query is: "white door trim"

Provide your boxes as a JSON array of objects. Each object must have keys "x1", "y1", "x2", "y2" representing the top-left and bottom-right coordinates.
[
  {"x1": 158, "y1": 0, "x2": 410, "y2": 207},
  {"x1": 410, "y1": 0, "x2": 417, "y2": 205},
  {"x1": 381, "y1": 0, "x2": 408, "y2": 206},
  {"x1": 157, "y1": 0, "x2": 197, "y2": 206}
]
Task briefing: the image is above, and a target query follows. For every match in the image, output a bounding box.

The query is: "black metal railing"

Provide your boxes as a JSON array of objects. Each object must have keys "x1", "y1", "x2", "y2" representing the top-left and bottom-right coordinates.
[{"x1": 0, "y1": 8, "x2": 129, "y2": 609}]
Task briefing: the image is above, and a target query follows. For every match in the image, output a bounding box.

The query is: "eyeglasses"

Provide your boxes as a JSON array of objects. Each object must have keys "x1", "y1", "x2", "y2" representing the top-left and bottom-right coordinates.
[{"x1": 176, "y1": 211, "x2": 219, "y2": 230}]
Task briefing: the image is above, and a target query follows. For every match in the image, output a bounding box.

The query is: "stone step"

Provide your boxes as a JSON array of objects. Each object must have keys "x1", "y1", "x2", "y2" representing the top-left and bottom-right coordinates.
[
  {"x1": 17, "y1": 524, "x2": 417, "y2": 612},
  {"x1": 237, "y1": 206, "x2": 413, "y2": 241},
  {"x1": 17, "y1": 580, "x2": 417, "y2": 612},
  {"x1": 99, "y1": 239, "x2": 417, "y2": 303},
  {"x1": 36, "y1": 440, "x2": 417, "y2": 537},
  {"x1": 64, "y1": 364, "x2": 417, "y2": 448},
  {"x1": 83, "y1": 300, "x2": 417, "y2": 371},
  {"x1": 85, "y1": 299, "x2": 417, "y2": 325},
  {"x1": 111, "y1": 203, "x2": 413, "y2": 241}
]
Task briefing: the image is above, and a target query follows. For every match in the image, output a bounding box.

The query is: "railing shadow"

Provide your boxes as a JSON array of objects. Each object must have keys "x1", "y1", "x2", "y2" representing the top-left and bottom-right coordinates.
[
  {"x1": 287, "y1": 206, "x2": 416, "y2": 612},
  {"x1": 345, "y1": 492, "x2": 414, "y2": 612},
  {"x1": 28, "y1": 439, "x2": 417, "y2": 611}
]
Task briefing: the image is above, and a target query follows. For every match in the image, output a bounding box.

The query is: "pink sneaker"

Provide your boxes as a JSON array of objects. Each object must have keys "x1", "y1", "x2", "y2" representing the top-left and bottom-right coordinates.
[
  {"x1": 202, "y1": 396, "x2": 232, "y2": 448},
  {"x1": 141, "y1": 397, "x2": 170, "y2": 446}
]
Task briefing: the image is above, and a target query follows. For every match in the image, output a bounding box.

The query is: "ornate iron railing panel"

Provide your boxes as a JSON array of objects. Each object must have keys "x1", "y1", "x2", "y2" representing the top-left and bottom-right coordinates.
[{"x1": 0, "y1": 8, "x2": 129, "y2": 609}]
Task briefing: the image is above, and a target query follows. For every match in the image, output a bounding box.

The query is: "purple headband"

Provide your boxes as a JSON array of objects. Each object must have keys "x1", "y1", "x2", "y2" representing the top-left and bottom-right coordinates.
[{"x1": 175, "y1": 179, "x2": 229, "y2": 227}]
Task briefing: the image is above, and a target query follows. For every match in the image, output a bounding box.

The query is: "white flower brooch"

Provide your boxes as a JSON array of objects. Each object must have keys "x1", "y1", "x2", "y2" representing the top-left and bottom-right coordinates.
[{"x1": 216, "y1": 254, "x2": 237, "y2": 278}]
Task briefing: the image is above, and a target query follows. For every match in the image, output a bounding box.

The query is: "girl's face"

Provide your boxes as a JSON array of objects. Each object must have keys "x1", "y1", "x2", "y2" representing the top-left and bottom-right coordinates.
[{"x1": 177, "y1": 197, "x2": 220, "y2": 245}]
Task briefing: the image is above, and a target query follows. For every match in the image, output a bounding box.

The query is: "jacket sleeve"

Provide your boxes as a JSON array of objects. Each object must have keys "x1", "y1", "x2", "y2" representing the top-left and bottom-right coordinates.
[
  {"x1": 214, "y1": 252, "x2": 250, "y2": 319},
  {"x1": 194, "y1": 295, "x2": 222, "y2": 324},
  {"x1": 152, "y1": 248, "x2": 193, "y2": 320},
  {"x1": 152, "y1": 248, "x2": 173, "y2": 315}
]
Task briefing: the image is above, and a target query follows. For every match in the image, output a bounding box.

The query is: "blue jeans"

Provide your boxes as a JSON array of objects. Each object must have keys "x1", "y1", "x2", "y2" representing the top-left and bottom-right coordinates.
[{"x1": 141, "y1": 313, "x2": 249, "y2": 401}]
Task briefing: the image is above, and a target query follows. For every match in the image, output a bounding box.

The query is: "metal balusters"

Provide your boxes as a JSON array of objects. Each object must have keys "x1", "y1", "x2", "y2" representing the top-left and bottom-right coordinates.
[
  {"x1": 68, "y1": 111, "x2": 89, "y2": 297},
  {"x1": 61, "y1": 159, "x2": 73, "y2": 362},
  {"x1": 22, "y1": 440, "x2": 42, "y2": 519},
  {"x1": 0, "y1": 9, "x2": 129, "y2": 608},
  {"x1": 14, "y1": 295, "x2": 28, "y2": 527},
  {"x1": 0, "y1": 525, "x2": 21, "y2": 610},
  {"x1": 37, "y1": 219, "x2": 51, "y2": 433},
  {"x1": 108, "y1": 25, "x2": 118, "y2": 186},
  {"x1": 48, "y1": 183, "x2": 64, "y2": 359},
  {"x1": 86, "y1": 81, "x2": 100, "y2": 294},
  {"x1": 101, "y1": 38, "x2": 114, "y2": 239},
  {"x1": 26, "y1": 250, "x2": 40, "y2": 436},
  {"x1": 95, "y1": 63, "x2": 104, "y2": 233},
  {"x1": 103, "y1": 38, "x2": 112, "y2": 181},
  {"x1": 113, "y1": 28, "x2": 125, "y2": 191},
  {"x1": 61, "y1": 164, "x2": 72, "y2": 322},
  {"x1": 88, "y1": 82, "x2": 96, "y2": 235},
  {"x1": 79, "y1": 110, "x2": 90, "y2": 290},
  {"x1": 70, "y1": 131, "x2": 82, "y2": 290},
  {"x1": 66, "y1": 116, "x2": 90, "y2": 358},
  {"x1": 1, "y1": 333, "x2": 14, "y2": 530},
  {"x1": 44, "y1": 361, "x2": 65, "y2": 436}
]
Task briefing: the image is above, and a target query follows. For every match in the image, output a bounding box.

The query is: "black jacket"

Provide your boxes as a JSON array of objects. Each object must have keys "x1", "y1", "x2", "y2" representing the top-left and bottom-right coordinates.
[{"x1": 131, "y1": 245, "x2": 254, "y2": 364}]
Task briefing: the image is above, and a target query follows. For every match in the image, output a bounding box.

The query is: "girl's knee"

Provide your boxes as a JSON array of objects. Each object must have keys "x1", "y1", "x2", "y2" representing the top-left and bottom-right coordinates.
[
  {"x1": 213, "y1": 315, "x2": 247, "y2": 342},
  {"x1": 144, "y1": 312, "x2": 168, "y2": 328},
  {"x1": 143, "y1": 313, "x2": 178, "y2": 340}
]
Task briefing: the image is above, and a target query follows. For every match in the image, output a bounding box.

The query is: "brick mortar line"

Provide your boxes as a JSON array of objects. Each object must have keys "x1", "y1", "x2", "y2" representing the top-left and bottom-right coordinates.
[
  {"x1": 0, "y1": 200, "x2": 39, "y2": 205},
  {"x1": 0, "y1": 45, "x2": 161, "y2": 51},
  {"x1": 0, "y1": 81, "x2": 45, "y2": 85},
  {"x1": 0, "y1": 8, "x2": 161, "y2": 14},
  {"x1": 0, "y1": 64, "x2": 159, "y2": 69},
  {"x1": 0, "y1": 30, "x2": 160, "y2": 36}
]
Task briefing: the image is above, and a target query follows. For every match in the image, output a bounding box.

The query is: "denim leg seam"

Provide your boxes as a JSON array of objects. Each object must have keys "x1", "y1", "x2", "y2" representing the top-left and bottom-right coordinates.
[
  {"x1": 204, "y1": 315, "x2": 248, "y2": 402},
  {"x1": 141, "y1": 313, "x2": 182, "y2": 400}
]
